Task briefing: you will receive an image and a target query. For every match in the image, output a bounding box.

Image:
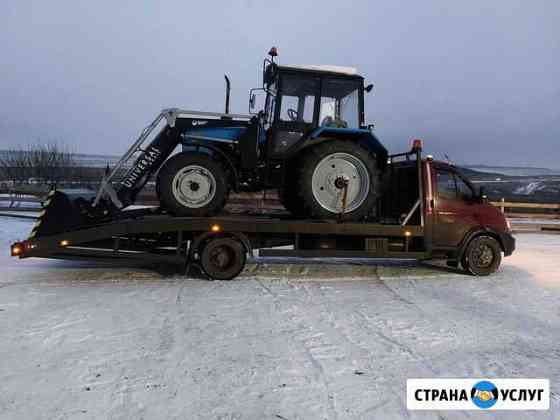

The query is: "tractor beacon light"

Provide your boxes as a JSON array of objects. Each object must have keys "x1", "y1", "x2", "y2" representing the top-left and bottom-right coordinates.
[{"x1": 412, "y1": 139, "x2": 422, "y2": 150}]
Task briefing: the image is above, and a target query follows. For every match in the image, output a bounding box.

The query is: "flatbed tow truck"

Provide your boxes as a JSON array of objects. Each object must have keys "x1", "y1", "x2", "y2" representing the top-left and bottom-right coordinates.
[{"x1": 10, "y1": 142, "x2": 515, "y2": 280}]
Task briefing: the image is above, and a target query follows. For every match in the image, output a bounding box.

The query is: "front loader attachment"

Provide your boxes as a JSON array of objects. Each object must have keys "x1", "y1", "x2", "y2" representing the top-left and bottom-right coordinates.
[
  {"x1": 26, "y1": 110, "x2": 184, "y2": 240},
  {"x1": 29, "y1": 189, "x2": 110, "y2": 239}
]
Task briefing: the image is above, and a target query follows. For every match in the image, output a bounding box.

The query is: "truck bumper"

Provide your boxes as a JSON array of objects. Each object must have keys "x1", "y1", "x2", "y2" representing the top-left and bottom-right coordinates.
[{"x1": 500, "y1": 232, "x2": 516, "y2": 256}]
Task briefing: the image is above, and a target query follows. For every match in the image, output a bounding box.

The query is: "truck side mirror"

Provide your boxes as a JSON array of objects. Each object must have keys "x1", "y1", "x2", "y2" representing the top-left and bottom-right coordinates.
[
  {"x1": 479, "y1": 186, "x2": 487, "y2": 202},
  {"x1": 249, "y1": 93, "x2": 256, "y2": 110},
  {"x1": 365, "y1": 84, "x2": 374, "y2": 93}
]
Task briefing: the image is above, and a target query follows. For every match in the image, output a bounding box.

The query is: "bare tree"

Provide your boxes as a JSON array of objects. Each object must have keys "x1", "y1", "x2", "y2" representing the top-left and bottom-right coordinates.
[
  {"x1": 0, "y1": 141, "x2": 80, "y2": 187},
  {"x1": 0, "y1": 149, "x2": 31, "y2": 185}
]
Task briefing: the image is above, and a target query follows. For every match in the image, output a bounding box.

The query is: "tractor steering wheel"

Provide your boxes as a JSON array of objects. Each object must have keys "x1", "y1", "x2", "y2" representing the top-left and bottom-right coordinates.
[{"x1": 287, "y1": 108, "x2": 299, "y2": 121}]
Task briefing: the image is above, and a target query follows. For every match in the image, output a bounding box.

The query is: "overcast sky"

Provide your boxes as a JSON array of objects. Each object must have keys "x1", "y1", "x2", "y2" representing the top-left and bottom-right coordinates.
[{"x1": 1, "y1": 1, "x2": 559, "y2": 168}]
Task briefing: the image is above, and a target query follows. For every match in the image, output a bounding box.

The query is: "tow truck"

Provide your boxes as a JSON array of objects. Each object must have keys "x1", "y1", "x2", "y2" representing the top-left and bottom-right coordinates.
[{"x1": 11, "y1": 141, "x2": 515, "y2": 279}]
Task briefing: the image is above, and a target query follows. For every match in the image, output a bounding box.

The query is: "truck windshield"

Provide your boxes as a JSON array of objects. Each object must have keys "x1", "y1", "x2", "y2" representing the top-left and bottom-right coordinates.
[{"x1": 319, "y1": 79, "x2": 360, "y2": 128}]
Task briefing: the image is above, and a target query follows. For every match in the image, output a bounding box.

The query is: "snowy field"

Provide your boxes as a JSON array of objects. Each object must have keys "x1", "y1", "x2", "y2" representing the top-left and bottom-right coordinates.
[{"x1": 0, "y1": 217, "x2": 559, "y2": 419}]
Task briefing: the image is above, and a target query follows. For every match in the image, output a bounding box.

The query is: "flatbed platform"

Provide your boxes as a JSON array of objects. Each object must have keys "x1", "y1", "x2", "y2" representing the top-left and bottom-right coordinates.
[{"x1": 12, "y1": 210, "x2": 427, "y2": 279}]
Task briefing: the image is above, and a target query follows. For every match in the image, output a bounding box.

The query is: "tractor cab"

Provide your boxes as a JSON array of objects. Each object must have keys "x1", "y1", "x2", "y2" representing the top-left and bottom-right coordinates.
[{"x1": 256, "y1": 57, "x2": 367, "y2": 158}]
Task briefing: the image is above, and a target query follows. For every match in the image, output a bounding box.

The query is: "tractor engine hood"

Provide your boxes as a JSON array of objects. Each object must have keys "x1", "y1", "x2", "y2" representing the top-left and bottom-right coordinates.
[{"x1": 182, "y1": 126, "x2": 248, "y2": 144}]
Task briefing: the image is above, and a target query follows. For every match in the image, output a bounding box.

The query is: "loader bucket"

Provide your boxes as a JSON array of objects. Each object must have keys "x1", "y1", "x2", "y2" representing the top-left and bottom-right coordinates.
[{"x1": 29, "y1": 189, "x2": 100, "y2": 239}]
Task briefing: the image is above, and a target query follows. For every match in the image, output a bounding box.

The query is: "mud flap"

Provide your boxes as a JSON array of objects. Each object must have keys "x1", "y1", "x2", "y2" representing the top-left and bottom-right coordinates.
[{"x1": 29, "y1": 190, "x2": 106, "y2": 239}]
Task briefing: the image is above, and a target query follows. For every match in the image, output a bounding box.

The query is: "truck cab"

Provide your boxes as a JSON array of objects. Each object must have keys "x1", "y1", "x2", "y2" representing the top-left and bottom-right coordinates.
[
  {"x1": 429, "y1": 161, "x2": 508, "y2": 245},
  {"x1": 380, "y1": 153, "x2": 515, "y2": 274}
]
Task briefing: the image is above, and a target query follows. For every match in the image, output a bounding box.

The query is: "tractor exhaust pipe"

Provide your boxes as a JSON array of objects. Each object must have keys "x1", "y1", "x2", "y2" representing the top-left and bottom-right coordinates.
[{"x1": 224, "y1": 75, "x2": 231, "y2": 114}]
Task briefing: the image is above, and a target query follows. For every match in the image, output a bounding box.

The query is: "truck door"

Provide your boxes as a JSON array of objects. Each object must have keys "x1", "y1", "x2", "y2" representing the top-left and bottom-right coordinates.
[{"x1": 433, "y1": 165, "x2": 479, "y2": 247}]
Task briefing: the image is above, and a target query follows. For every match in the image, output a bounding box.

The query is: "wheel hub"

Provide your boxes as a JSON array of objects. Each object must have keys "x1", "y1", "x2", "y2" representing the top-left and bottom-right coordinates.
[
  {"x1": 172, "y1": 165, "x2": 216, "y2": 208},
  {"x1": 472, "y1": 244, "x2": 494, "y2": 267},
  {"x1": 311, "y1": 153, "x2": 370, "y2": 213},
  {"x1": 334, "y1": 176, "x2": 349, "y2": 189},
  {"x1": 210, "y1": 246, "x2": 232, "y2": 269}
]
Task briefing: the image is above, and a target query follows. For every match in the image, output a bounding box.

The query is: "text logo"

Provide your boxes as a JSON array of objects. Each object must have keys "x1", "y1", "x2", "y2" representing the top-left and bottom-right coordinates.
[
  {"x1": 407, "y1": 378, "x2": 549, "y2": 410},
  {"x1": 121, "y1": 146, "x2": 162, "y2": 189}
]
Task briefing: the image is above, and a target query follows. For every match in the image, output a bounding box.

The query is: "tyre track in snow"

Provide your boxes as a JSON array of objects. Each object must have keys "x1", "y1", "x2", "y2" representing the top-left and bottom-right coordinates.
[
  {"x1": 305, "y1": 278, "x2": 447, "y2": 418},
  {"x1": 254, "y1": 279, "x2": 338, "y2": 419},
  {"x1": 255, "y1": 278, "x2": 446, "y2": 418}
]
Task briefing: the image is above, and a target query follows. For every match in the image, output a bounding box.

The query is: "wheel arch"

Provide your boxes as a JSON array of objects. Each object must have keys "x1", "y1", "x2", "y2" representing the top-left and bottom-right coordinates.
[
  {"x1": 176, "y1": 144, "x2": 240, "y2": 191},
  {"x1": 289, "y1": 128, "x2": 388, "y2": 170},
  {"x1": 188, "y1": 231, "x2": 253, "y2": 261},
  {"x1": 457, "y1": 227, "x2": 505, "y2": 263}
]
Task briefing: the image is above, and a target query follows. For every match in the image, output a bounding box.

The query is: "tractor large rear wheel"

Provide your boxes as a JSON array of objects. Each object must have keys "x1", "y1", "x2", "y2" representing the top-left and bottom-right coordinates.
[
  {"x1": 157, "y1": 152, "x2": 229, "y2": 217},
  {"x1": 279, "y1": 158, "x2": 307, "y2": 217},
  {"x1": 297, "y1": 140, "x2": 379, "y2": 221}
]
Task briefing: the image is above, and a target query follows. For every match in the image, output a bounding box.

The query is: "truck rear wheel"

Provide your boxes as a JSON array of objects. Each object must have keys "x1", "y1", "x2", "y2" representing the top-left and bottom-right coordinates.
[
  {"x1": 200, "y1": 237, "x2": 246, "y2": 280},
  {"x1": 157, "y1": 152, "x2": 229, "y2": 217},
  {"x1": 297, "y1": 140, "x2": 379, "y2": 221},
  {"x1": 462, "y1": 236, "x2": 502, "y2": 276}
]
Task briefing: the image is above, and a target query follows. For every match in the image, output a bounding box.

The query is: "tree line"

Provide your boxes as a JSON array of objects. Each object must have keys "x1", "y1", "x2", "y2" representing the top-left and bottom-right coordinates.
[{"x1": 0, "y1": 142, "x2": 87, "y2": 187}]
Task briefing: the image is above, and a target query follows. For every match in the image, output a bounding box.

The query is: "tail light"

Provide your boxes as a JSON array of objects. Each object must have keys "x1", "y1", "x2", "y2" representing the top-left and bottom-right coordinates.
[{"x1": 11, "y1": 242, "x2": 24, "y2": 257}]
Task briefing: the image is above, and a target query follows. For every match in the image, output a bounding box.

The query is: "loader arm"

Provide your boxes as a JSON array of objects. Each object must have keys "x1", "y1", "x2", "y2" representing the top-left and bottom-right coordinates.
[
  {"x1": 94, "y1": 108, "x2": 252, "y2": 209},
  {"x1": 93, "y1": 109, "x2": 180, "y2": 209}
]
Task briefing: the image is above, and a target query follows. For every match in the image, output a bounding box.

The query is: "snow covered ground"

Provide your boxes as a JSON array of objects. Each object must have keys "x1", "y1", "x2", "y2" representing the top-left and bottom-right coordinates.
[{"x1": 0, "y1": 218, "x2": 559, "y2": 419}]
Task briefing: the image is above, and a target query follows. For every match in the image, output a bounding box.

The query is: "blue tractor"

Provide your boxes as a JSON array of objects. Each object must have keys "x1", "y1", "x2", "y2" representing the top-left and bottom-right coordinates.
[
  {"x1": 35, "y1": 48, "x2": 389, "y2": 236},
  {"x1": 149, "y1": 47, "x2": 387, "y2": 221}
]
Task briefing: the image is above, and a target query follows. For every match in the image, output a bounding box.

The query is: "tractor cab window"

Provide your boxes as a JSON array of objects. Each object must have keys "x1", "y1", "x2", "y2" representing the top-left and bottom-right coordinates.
[
  {"x1": 278, "y1": 75, "x2": 318, "y2": 123},
  {"x1": 320, "y1": 78, "x2": 360, "y2": 128}
]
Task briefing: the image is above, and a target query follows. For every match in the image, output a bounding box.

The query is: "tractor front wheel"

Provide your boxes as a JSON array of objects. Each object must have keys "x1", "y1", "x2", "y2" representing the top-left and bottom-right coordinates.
[
  {"x1": 297, "y1": 140, "x2": 379, "y2": 221},
  {"x1": 157, "y1": 152, "x2": 229, "y2": 217}
]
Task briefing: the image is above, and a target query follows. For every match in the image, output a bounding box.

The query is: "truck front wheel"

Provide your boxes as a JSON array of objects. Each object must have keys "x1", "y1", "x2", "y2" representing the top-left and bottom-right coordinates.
[{"x1": 462, "y1": 236, "x2": 502, "y2": 276}]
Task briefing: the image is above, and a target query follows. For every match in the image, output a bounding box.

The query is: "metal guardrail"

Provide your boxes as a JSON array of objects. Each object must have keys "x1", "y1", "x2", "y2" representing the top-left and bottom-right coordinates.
[
  {"x1": 491, "y1": 199, "x2": 560, "y2": 219},
  {"x1": 489, "y1": 199, "x2": 560, "y2": 232},
  {"x1": 491, "y1": 199, "x2": 560, "y2": 211},
  {"x1": 0, "y1": 194, "x2": 42, "y2": 213}
]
